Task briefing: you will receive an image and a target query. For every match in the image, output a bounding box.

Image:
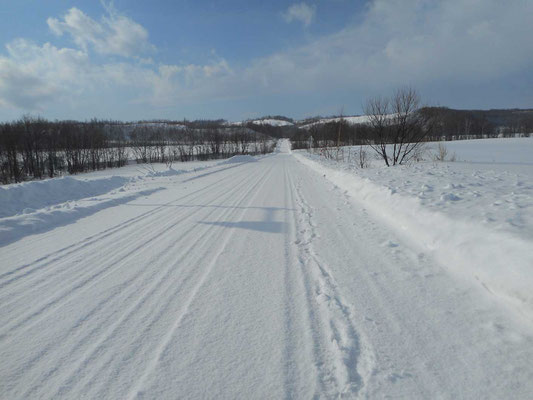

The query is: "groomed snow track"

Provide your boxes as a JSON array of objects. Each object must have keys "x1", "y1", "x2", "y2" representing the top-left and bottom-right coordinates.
[{"x1": 1, "y1": 140, "x2": 532, "y2": 399}]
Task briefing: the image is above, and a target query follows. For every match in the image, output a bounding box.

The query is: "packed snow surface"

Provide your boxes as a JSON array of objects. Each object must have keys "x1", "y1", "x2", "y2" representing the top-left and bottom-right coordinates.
[{"x1": 1, "y1": 139, "x2": 533, "y2": 399}]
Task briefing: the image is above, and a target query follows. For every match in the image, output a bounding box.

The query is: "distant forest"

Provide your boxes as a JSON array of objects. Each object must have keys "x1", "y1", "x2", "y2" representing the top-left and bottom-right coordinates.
[
  {"x1": 290, "y1": 107, "x2": 533, "y2": 149},
  {"x1": 0, "y1": 118, "x2": 274, "y2": 184},
  {"x1": 1, "y1": 107, "x2": 532, "y2": 183}
]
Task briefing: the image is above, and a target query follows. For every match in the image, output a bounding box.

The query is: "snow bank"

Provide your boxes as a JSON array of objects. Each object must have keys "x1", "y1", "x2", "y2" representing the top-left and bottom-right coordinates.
[
  {"x1": 294, "y1": 152, "x2": 533, "y2": 318},
  {"x1": 0, "y1": 187, "x2": 163, "y2": 246},
  {"x1": 0, "y1": 176, "x2": 128, "y2": 218},
  {"x1": 146, "y1": 167, "x2": 184, "y2": 177}
]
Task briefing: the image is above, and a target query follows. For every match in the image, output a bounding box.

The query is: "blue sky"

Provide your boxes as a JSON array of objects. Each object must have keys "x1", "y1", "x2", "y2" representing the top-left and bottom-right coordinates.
[{"x1": 0, "y1": 0, "x2": 532, "y2": 122}]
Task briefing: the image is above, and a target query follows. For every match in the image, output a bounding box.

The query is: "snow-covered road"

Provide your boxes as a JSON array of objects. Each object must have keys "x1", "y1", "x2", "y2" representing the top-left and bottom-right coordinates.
[{"x1": 1, "y1": 141, "x2": 532, "y2": 399}]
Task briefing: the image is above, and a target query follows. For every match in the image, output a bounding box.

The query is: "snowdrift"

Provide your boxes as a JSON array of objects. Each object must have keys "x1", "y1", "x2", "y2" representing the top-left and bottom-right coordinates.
[
  {"x1": 295, "y1": 153, "x2": 533, "y2": 318},
  {"x1": 0, "y1": 176, "x2": 128, "y2": 218}
]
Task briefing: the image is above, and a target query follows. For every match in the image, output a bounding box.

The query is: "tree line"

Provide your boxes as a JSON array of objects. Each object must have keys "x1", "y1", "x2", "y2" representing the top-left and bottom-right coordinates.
[
  {"x1": 0, "y1": 117, "x2": 274, "y2": 184},
  {"x1": 292, "y1": 107, "x2": 533, "y2": 149},
  {"x1": 291, "y1": 89, "x2": 533, "y2": 166}
]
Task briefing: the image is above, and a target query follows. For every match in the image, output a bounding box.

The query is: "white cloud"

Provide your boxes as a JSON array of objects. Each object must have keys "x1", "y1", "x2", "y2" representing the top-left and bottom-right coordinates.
[
  {"x1": 0, "y1": 35, "x2": 233, "y2": 113},
  {"x1": 0, "y1": 39, "x2": 89, "y2": 110},
  {"x1": 1, "y1": 0, "x2": 533, "y2": 119},
  {"x1": 0, "y1": 5, "x2": 233, "y2": 114},
  {"x1": 250, "y1": 0, "x2": 533, "y2": 95},
  {"x1": 47, "y1": 7, "x2": 154, "y2": 57},
  {"x1": 283, "y1": 3, "x2": 315, "y2": 27},
  {"x1": 0, "y1": 58, "x2": 56, "y2": 110}
]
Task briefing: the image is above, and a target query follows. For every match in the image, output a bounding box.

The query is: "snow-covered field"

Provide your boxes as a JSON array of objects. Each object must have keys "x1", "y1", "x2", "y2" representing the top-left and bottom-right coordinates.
[{"x1": 1, "y1": 139, "x2": 532, "y2": 399}]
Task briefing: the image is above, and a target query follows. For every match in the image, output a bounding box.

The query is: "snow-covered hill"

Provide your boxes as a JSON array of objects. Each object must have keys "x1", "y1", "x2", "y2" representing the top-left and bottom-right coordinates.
[{"x1": 229, "y1": 118, "x2": 294, "y2": 127}]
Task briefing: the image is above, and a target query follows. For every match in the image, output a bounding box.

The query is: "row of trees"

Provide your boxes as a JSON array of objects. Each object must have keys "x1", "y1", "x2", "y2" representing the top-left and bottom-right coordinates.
[
  {"x1": 293, "y1": 107, "x2": 533, "y2": 150},
  {"x1": 0, "y1": 117, "x2": 129, "y2": 184},
  {"x1": 292, "y1": 88, "x2": 532, "y2": 166},
  {"x1": 422, "y1": 107, "x2": 533, "y2": 140},
  {"x1": 128, "y1": 126, "x2": 273, "y2": 164},
  {"x1": 297, "y1": 88, "x2": 431, "y2": 166},
  {"x1": 0, "y1": 117, "x2": 274, "y2": 184}
]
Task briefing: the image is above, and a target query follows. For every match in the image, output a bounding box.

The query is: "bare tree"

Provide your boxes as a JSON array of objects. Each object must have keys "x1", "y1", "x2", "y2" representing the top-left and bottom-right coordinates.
[
  {"x1": 364, "y1": 95, "x2": 391, "y2": 165},
  {"x1": 357, "y1": 145, "x2": 369, "y2": 168},
  {"x1": 336, "y1": 106, "x2": 344, "y2": 161},
  {"x1": 364, "y1": 87, "x2": 433, "y2": 166}
]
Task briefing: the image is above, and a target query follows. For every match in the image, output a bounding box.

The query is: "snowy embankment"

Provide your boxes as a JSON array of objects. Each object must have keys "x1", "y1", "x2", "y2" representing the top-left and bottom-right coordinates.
[
  {"x1": 0, "y1": 176, "x2": 129, "y2": 218},
  {"x1": 295, "y1": 138, "x2": 533, "y2": 318},
  {"x1": 0, "y1": 158, "x2": 249, "y2": 246}
]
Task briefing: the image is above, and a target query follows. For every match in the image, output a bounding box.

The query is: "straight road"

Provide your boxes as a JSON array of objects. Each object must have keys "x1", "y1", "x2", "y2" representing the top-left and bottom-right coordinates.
[{"x1": 1, "y1": 141, "x2": 532, "y2": 399}]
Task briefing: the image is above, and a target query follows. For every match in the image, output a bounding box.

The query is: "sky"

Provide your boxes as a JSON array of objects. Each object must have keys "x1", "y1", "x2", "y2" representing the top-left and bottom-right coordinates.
[{"x1": 0, "y1": 0, "x2": 532, "y2": 122}]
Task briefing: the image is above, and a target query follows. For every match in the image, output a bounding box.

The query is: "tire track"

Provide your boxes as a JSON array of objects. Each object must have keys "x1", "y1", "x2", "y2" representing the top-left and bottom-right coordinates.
[
  {"x1": 0, "y1": 168, "x2": 241, "y2": 306},
  {"x1": 0, "y1": 164, "x2": 259, "y2": 338},
  {"x1": 0, "y1": 162, "x2": 242, "y2": 288},
  {"x1": 11, "y1": 162, "x2": 272, "y2": 400},
  {"x1": 0, "y1": 161, "x2": 253, "y2": 302},
  {"x1": 124, "y1": 162, "x2": 275, "y2": 400},
  {"x1": 281, "y1": 158, "x2": 317, "y2": 398},
  {"x1": 287, "y1": 162, "x2": 373, "y2": 398}
]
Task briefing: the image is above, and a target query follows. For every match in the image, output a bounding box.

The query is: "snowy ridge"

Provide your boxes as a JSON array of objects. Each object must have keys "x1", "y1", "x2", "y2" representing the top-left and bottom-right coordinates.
[
  {"x1": 0, "y1": 158, "x2": 259, "y2": 247},
  {"x1": 0, "y1": 176, "x2": 129, "y2": 218},
  {"x1": 229, "y1": 119, "x2": 294, "y2": 127},
  {"x1": 252, "y1": 119, "x2": 293, "y2": 126},
  {"x1": 299, "y1": 115, "x2": 373, "y2": 129},
  {"x1": 294, "y1": 153, "x2": 533, "y2": 319}
]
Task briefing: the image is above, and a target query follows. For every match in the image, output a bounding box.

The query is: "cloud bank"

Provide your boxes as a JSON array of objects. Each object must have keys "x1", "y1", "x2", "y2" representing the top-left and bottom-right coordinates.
[
  {"x1": 0, "y1": 0, "x2": 532, "y2": 119},
  {"x1": 47, "y1": 6, "x2": 154, "y2": 57}
]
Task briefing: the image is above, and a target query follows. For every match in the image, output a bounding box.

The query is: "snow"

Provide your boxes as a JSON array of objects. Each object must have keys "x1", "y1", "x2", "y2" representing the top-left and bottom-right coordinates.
[
  {"x1": 222, "y1": 154, "x2": 258, "y2": 163},
  {"x1": 229, "y1": 119, "x2": 294, "y2": 127},
  {"x1": 296, "y1": 137, "x2": 533, "y2": 318},
  {"x1": 0, "y1": 160, "x2": 220, "y2": 247},
  {"x1": 438, "y1": 137, "x2": 533, "y2": 164},
  {"x1": 1, "y1": 139, "x2": 533, "y2": 399},
  {"x1": 251, "y1": 119, "x2": 293, "y2": 127},
  {"x1": 299, "y1": 115, "x2": 373, "y2": 129},
  {"x1": 0, "y1": 176, "x2": 128, "y2": 218}
]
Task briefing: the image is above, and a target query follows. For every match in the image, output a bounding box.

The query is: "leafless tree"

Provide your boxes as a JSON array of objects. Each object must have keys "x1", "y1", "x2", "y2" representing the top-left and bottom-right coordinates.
[
  {"x1": 357, "y1": 145, "x2": 369, "y2": 168},
  {"x1": 364, "y1": 87, "x2": 434, "y2": 166}
]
